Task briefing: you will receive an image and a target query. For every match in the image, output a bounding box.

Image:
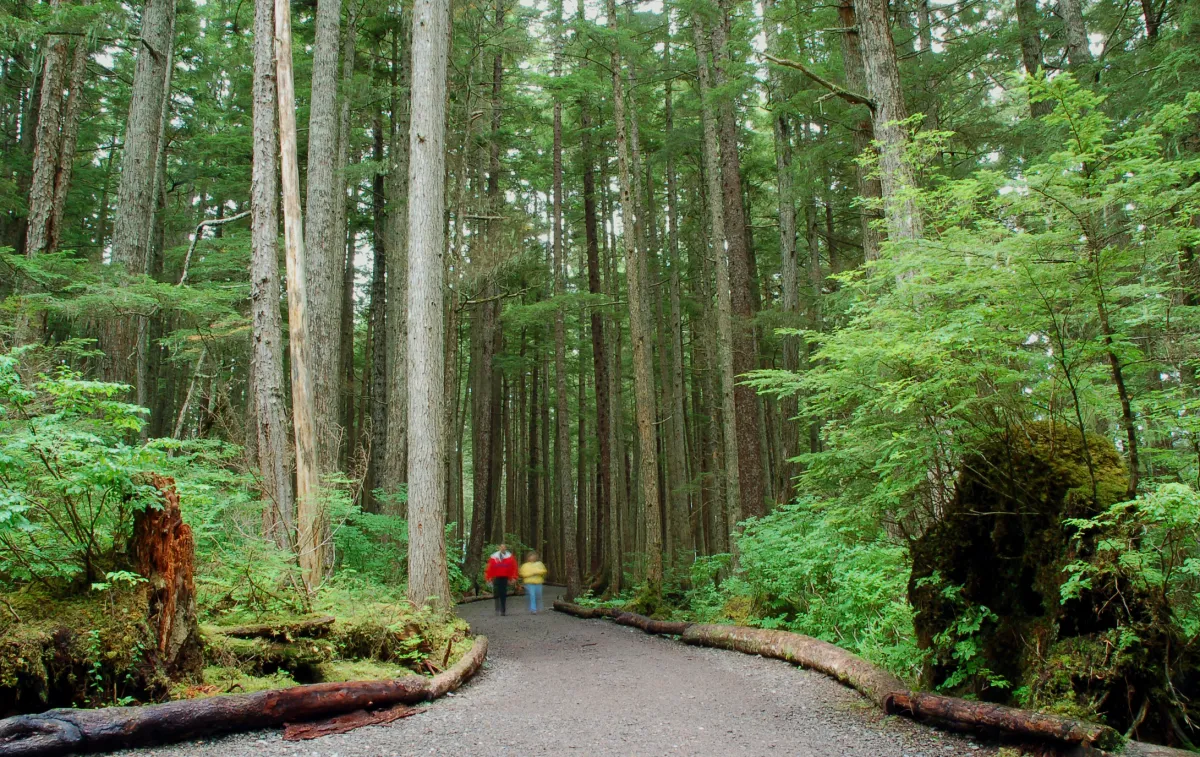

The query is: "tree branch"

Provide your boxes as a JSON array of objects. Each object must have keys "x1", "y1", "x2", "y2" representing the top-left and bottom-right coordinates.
[
  {"x1": 178, "y1": 210, "x2": 251, "y2": 286},
  {"x1": 764, "y1": 54, "x2": 875, "y2": 112}
]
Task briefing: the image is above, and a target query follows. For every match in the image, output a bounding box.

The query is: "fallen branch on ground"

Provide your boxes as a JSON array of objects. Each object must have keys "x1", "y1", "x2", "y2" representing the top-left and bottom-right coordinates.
[{"x1": 0, "y1": 636, "x2": 488, "y2": 756}]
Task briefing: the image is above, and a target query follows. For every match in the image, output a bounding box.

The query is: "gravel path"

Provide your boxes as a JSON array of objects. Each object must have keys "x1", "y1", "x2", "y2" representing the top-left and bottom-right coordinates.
[{"x1": 123, "y1": 587, "x2": 996, "y2": 757}]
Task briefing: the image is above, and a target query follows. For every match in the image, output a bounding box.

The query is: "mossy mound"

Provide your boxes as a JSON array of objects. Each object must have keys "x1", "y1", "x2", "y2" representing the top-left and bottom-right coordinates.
[
  {"x1": 909, "y1": 422, "x2": 1196, "y2": 743},
  {"x1": 0, "y1": 586, "x2": 170, "y2": 716},
  {"x1": 183, "y1": 602, "x2": 471, "y2": 700}
]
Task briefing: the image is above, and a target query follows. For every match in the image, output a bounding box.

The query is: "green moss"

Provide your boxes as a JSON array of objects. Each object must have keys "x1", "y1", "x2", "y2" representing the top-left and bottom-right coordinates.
[
  {"x1": 0, "y1": 586, "x2": 160, "y2": 713},
  {"x1": 316, "y1": 659, "x2": 412, "y2": 682}
]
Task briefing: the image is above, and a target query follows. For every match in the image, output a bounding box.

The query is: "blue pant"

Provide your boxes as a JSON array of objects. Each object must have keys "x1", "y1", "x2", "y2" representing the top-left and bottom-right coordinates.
[{"x1": 527, "y1": 584, "x2": 543, "y2": 613}]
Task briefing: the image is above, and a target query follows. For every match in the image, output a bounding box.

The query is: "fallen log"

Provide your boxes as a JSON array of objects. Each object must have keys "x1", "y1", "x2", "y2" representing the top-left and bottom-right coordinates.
[
  {"x1": 682, "y1": 624, "x2": 905, "y2": 710},
  {"x1": 885, "y1": 691, "x2": 1120, "y2": 749},
  {"x1": 612, "y1": 611, "x2": 692, "y2": 636},
  {"x1": 0, "y1": 636, "x2": 488, "y2": 756},
  {"x1": 552, "y1": 600, "x2": 618, "y2": 620},
  {"x1": 213, "y1": 615, "x2": 336, "y2": 641}
]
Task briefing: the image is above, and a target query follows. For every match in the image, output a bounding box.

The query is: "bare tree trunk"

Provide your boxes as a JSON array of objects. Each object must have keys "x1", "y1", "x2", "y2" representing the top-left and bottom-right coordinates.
[
  {"x1": 334, "y1": 10, "x2": 358, "y2": 470},
  {"x1": 762, "y1": 0, "x2": 800, "y2": 490},
  {"x1": 1015, "y1": 0, "x2": 1052, "y2": 117},
  {"x1": 692, "y1": 14, "x2": 742, "y2": 549},
  {"x1": 836, "y1": 0, "x2": 884, "y2": 261},
  {"x1": 552, "y1": 0, "x2": 580, "y2": 601},
  {"x1": 853, "y1": 0, "x2": 923, "y2": 242},
  {"x1": 406, "y1": 0, "x2": 452, "y2": 611},
  {"x1": 365, "y1": 107, "x2": 388, "y2": 512},
  {"x1": 705, "y1": 1, "x2": 765, "y2": 521},
  {"x1": 303, "y1": 0, "x2": 346, "y2": 475},
  {"x1": 276, "y1": 0, "x2": 324, "y2": 591},
  {"x1": 108, "y1": 0, "x2": 176, "y2": 387},
  {"x1": 384, "y1": 23, "x2": 411, "y2": 501},
  {"x1": 1058, "y1": 0, "x2": 1093, "y2": 72},
  {"x1": 23, "y1": 0, "x2": 67, "y2": 262},
  {"x1": 47, "y1": 35, "x2": 88, "y2": 255},
  {"x1": 251, "y1": 0, "x2": 294, "y2": 550},
  {"x1": 579, "y1": 94, "x2": 611, "y2": 590},
  {"x1": 663, "y1": 65, "x2": 691, "y2": 566},
  {"x1": 607, "y1": 0, "x2": 662, "y2": 602}
]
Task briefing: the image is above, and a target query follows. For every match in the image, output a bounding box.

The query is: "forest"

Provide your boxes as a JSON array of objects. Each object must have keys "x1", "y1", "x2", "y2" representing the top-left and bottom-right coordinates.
[{"x1": 1, "y1": 0, "x2": 1199, "y2": 749}]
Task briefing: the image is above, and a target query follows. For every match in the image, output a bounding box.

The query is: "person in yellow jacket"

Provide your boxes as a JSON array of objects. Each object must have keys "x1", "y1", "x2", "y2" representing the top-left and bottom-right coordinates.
[{"x1": 518, "y1": 552, "x2": 548, "y2": 614}]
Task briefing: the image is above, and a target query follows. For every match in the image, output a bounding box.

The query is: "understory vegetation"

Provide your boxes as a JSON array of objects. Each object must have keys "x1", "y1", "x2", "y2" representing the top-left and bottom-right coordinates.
[{"x1": 0, "y1": 346, "x2": 467, "y2": 714}]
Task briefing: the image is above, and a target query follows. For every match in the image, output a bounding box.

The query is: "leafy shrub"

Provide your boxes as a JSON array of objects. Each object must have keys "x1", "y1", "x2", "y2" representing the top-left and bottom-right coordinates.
[{"x1": 0, "y1": 349, "x2": 163, "y2": 587}]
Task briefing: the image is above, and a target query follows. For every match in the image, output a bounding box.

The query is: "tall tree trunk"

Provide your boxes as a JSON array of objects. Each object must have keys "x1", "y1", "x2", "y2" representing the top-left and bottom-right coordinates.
[
  {"x1": 607, "y1": 0, "x2": 663, "y2": 602},
  {"x1": 48, "y1": 36, "x2": 88, "y2": 254},
  {"x1": 580, "y1": 94, "x2": 611, "y2": 590},
  {"x1": 365, "y1": 108, "x2": 388, "y2": 512},
  {"x1": 837, "y1": 0, "x2": 884, "y2": 261},
  {"x1": 251, "y1": 0, "x2": 294, "y2": 550},
  {"x1": 334, "y1": 10, "x2": 358, "y2": 470},
  {"x1": 692, "y1": 13, "x2": 742, "y2": 549},
  {"x1": 853, "y1": 0, "x2": 923, "y2": 242},
  {"x1": 707, "y1": 0, "x2": 764, "y2": 521},
  {"x1": 23, "y1": 0, "x2": 67, "y2": 262},
  {"x1": 1058, "y1": 0, "x2": 1093, "y2": 72},
  {"x1": 384, "y1": 22, "x2": 411, "y2": 500},
  {"x1": 303, "y1": 0, "x2": 346, "y2": 475},
  {"x1": 762, "y1": 0, "x2": 800, "y2": 489},
  {"x1": 108, "y1": 0, "x2": 176, "y2": 386},
  {"x1": 276, "y1": 0, "x2": 324, "y2": 591},
  {"x1": 552, "y1": 0, "x2": 580, "y2": 601},
  {"x1": 1014, "y1": 0, "x2": 1052, "y2": 117},
  {"x1": 663, "y1": 65, "x2": 691, "y2": 565},
  {"x1": 406, "y1": 0, "x2": 453, "y2": 610}
]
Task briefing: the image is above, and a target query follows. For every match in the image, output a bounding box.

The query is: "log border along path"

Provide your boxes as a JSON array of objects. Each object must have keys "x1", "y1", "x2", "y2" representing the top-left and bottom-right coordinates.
[
  {"x1": 0, "y1": 638, "x2": 488, "y2": 756},
  {"x1": 554, "y1": 601, "x2": 1190, "y2": 757}
]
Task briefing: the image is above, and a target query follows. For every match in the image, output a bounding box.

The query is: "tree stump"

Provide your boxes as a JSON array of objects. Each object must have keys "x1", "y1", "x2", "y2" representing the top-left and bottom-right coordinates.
[{"x1": 129, "y1": 474, "x2": 202, "y2": 679}]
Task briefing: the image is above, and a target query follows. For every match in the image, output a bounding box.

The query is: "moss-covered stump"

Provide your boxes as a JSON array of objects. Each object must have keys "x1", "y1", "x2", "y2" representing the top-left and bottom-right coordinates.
[
  {"x1": 0, "y1": 587, "x2": 165, "y2": 716},
  {"x1": 909, "y1": 422, "x2": 1194, "y2": 745}
]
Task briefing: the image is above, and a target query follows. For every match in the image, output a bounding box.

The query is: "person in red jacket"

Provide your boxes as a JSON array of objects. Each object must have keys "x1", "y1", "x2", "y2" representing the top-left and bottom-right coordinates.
[{"x1": 484, "y1": 545, "x2": 519, "y2": 616}]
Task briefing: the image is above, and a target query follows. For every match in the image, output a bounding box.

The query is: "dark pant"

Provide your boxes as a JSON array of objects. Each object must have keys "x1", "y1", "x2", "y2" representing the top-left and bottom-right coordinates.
[{"x1": 493, "y1": 577, "x2": 508, "y2": 615}]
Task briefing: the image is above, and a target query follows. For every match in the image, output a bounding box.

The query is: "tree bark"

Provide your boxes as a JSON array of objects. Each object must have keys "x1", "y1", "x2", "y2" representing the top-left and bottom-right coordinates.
[
  {"x1": 1058, "y1": 0, "x2": 1093, "y2": 72},
  {"x1": 853, "y1": 0, "x2": 923, "y2": 242},
  {"x1": 251, "y1": 0, "x2": 294, "y2": 550},
  {"x1": 406, "y1": 0, "x2": 453, "y2": 611},
  {"x1": 48, "y1": 37, "x2": 89, "y2": 255},
  {"x1": 303, "y1": 0, "x2": 346, "y2": 475},
  {"x1": 551, "y1": 0, "x2": 580, "y2": 601},
  {"x1": 579, "y1": 93, "x2": 611, "y2": 590},
  {"x1": 709, "y1": 0, "x2": 765, "y2": 520},
  {"x1": 384, "y1": 22, "x2": 411, "y2": 502},
  {"x1": 663, "y1": 64, "x2": 691, "y2": 565},
  {"x1": 607, "y1": 0, "x2": 663, "y2": 601},
  {"x1": 107, "y1": 0, "x2": 176, "y2": 387},
  {"x1": 23, "y1": 0, "x2": 67, "y2": 262},
  {"x1": 763, "y1": 0, "x2": 801, "y2": 489},
  {"x1": 692, "y1": 15, "x2": 742, "y2": 549},
  {"x1": 365, "y1": 107, "x2": 388, "y2": 512},
  {"x1": 836, "y1": 0, "x2": 885, "y2": 262},
  {"x1": 334, "y1": 8, "x2": 358, "y2": 470},
  {"x1": 1015, "y1": 0, "x2": 1052, "y2": 117},
  {"x1": 276, "y1": 0, "x2": 324, "y2": 591}
]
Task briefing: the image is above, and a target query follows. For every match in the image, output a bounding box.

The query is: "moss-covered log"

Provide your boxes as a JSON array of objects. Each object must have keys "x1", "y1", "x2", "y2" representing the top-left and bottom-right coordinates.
[
  {"x1": 612, "y1": 611, "x2": 691, "y2": 635},
  {"x1": 552, "y1": 600, "x2": 618, "y2": 620},
  {"x1": 213, "y1": 616, "x2": 336, "y2": 641},
  {"x1": 885, "y1": 690, "x2": 1118, "y2": 748},
  {"x1": 681, "y1": 624, "x2": 904, "y2": 709},
  {"x1": 0, "y1": 636, "x2": 487, "y2": 756}
]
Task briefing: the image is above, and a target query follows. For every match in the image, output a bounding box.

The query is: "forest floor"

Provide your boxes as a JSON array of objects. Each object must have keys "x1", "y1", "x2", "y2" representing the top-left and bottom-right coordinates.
[{"x1": 122, "y1": 586, "x2": 996, "y2": 756}]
